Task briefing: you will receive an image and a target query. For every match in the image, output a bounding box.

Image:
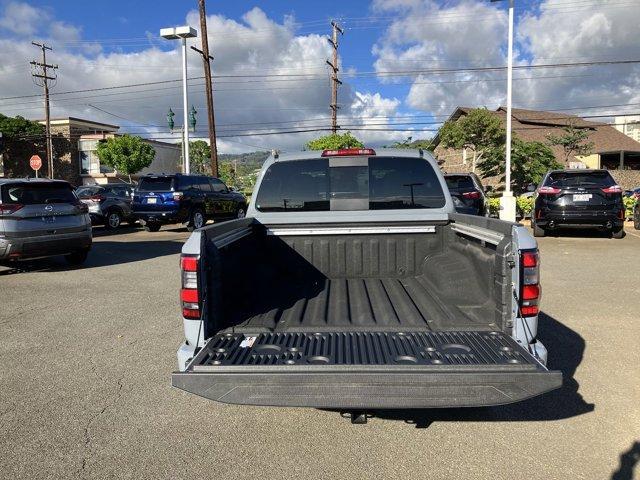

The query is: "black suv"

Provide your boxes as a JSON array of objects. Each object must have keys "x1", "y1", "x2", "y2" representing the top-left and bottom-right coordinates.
[
  {"x1": 132, "y1": 174, "x2": 247, "y2": 232},
  {"x1": 444, "y1": 173, "x2": 487, "y2": 216},
  {"x1": 532, "y1": 169, "x2": 625, "y2": 238}
]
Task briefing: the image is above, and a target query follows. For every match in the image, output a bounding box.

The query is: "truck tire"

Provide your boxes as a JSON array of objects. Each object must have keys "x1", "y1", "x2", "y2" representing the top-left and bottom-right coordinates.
[
  {"x1": 65, "y1": 249, "x2": 89, "y2": 265},
  {"x1": 187, "y1": 209, "x2": 205, "y2": 232},
  {"x1": 532, "y1": 221, "x2": 545, "y2": 237},
  {"x1": 144, "y1": 222, "x2": 161, "y2": 232},
  {"x1": 105, "y1": 209, "x2": 122, "y2": 230},
  {"x1": 611, "y1": 227, "x2": 625, "y2": 239}
]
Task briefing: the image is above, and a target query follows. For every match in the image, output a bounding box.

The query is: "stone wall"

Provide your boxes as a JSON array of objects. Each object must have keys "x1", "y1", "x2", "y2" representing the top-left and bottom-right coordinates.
[{"x1": 610, "y1": 170, "x2": 640, "y2": 190}]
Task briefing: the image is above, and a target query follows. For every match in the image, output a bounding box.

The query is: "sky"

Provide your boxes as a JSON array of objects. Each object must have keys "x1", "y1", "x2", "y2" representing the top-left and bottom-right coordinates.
[{"x1": 1, "y1": 0, "x2": 640, "y2": 153}]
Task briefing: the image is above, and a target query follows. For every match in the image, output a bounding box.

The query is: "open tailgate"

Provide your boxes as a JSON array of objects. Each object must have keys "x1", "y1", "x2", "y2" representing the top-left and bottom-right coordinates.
[{"x1": 172, "y1": 330, "x2": 562, "y2": 409}]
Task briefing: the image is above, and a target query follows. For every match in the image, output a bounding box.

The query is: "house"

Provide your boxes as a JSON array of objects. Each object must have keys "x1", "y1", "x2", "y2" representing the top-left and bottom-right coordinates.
[
  {"x1": 46, "y1": 117, "x2": 182, "y2": 186},
  {"x1": 433, "y1": 107, "x2": 640, "y2": 189},
  {"x1": 0, "y1": 117, "x2": 181, "y2": 185}
]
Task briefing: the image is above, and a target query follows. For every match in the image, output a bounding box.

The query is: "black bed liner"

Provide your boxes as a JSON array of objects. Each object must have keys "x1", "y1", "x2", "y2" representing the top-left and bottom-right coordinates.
[{"x1": 173, "y1": 330, "x2": 562, "y2": 409}]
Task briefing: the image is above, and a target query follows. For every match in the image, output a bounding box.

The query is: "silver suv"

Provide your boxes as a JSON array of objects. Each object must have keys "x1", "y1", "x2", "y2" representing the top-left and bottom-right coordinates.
[
  {"x1": 0, "y1": 179, "x2": 92, "y2": 265},
  {"x1": 76, "y1": 184, "x2": 134, "y2": 229}
]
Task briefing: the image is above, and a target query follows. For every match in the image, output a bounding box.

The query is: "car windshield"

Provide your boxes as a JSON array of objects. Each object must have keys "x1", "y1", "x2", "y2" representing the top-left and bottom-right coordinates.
[
  {"x1": 445, "y1": 175, "x2": 475, "y2": 190},
  {"x1": 137, "y1": 177, "x2": 174, "y2": 191},
  {"x1": 255, "y1": 156, "x2": 446, "y2": 212},
  {"x1": 1, "y1": 183, "x2": 77, "y2": 204},
  {"x1": 546, "y1": 171, "x2": 615, "y2": 188}
]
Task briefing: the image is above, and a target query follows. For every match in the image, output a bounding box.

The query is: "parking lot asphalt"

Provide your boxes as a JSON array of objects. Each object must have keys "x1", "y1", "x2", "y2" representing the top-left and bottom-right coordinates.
[{"x1": 1, "y1": 224, "x2": 639, "y2": 480}]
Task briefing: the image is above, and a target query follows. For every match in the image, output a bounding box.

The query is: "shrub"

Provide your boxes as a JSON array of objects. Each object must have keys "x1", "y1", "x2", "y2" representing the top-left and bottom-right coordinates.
[
  {"x1": 623, "y1": 196, "x2": 636, "y2": 220},
  {"x1": 488, "y1": 197, "x2": 500, "y2": 217},
  {"x1": 516, "y1": 196, "x2": 534, "y2": 216}
]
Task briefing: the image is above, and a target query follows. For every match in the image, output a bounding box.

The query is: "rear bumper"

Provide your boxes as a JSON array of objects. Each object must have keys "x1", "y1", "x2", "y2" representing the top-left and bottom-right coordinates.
[
  {"x1": 133, "y1": 209, "x2": 181, "y2": 225},
  {"x1": 172, "y1": 331, "x2": 562, "y2": 409},
  {"x1": 535, "y1": 210, "x2": 623, "y2": 228},
  {"x1": 172, "y1": 367, "x2": 562, "y2": 409},
  {"x1": 0, "y1": 230, "x2": 92, "y2": 261}
]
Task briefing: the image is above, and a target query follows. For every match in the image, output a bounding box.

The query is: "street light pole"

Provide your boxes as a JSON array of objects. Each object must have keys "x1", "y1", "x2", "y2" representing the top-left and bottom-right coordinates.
[
  {"x1": 492, "y1": 0, "x2": 516, "y2": 221},
  {"x1": 160, "y1": 26, "x2": 197, "y2": 175},
  {"x1": 181, "y1": 37, "x2": 190, "y2": 174}
]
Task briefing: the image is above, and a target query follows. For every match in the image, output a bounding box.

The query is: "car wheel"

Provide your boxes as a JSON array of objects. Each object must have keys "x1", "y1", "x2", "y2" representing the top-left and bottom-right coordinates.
[
  {"x1": 236, "y1": 206, "x2": 246, "y2": 219},
  {"x1": 105, "y1": 210, "x2": 122, "y2": 230},
  {"x1": 532, "y1": 221, "x2": 545, "y2": 237},
  {"x1": 65, "y1": 249, "x2": 89, "y2": 265},
  {"x1": 144, "y1": 222, "x2": 161, "y2": 232},
  {"x1": 187, "y1": 209, "x2": 205, "y2": 232},
  {"x1": 634, "y1": 209, "x2": 640, "y2": 230},
  {"x1": 612, "y1": 227, "x2": 625, "y2": 239}
]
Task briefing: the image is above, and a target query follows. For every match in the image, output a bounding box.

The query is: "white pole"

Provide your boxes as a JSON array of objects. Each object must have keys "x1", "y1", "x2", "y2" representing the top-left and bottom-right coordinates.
[
  {"x1": 182, "y1": 37, "x2": 190, "y2": 175},
  {"x1": 499, "y1": 0, "x2": 516, "y2": 221},
  {"x1": 505, "y1": 0, "x2": 513, "y2": 195}
]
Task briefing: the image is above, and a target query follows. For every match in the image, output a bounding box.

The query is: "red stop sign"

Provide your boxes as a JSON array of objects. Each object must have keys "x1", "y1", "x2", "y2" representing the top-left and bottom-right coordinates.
[{"x1": 30, "y1": 155, "x2": 42, "y2": 171}]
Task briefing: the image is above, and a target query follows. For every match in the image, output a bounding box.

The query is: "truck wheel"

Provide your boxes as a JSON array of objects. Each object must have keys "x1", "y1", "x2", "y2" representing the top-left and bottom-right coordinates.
[
  {"x1": 611, "y1": 228, "x2": 625, "y2": 239},
  {"x1": 532, "y1": 221, "x2": 545, "y2": 237},
  {"x1": 144, "y1": 222, "x2": 161, "y2": 232},
  {"x1": 187, "y1": 209, "x2": 205, "y2": 232},
  {"x1": 65, "y1": 249, "x2": 89, "y2": 265},
  {"x1": 105, "y1": 209, "x2": 122, "y2": 230}
]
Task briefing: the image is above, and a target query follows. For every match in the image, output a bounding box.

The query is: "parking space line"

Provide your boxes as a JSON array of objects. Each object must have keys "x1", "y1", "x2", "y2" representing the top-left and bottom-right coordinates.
[{"x1": 626, "y1": 230, "x2": 640, "y2": 240}]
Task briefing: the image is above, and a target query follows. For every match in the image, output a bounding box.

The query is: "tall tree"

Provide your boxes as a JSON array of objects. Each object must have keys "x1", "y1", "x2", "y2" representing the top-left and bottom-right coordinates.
[
  {"x1": 546, "y1": 121, "x2": 595, "y2": 162},
  {"x1": 438, "y1": 108, "x2": 505, "y2": 172},
  {"x1": 390, "y1": 136, "x2": 435, "y2": 151},
  {"x1": 306, "y1": 132, "x2": 364, "y2": 150},
  {"x1": 479, "y1": 139, "x2": 562, "y2": 193},
  {"x1": 188, "y1": 140, "x2": 212, "y2": 175},
  {"x1": 96, "y1": 135, "x2": 155, "y2": 183}
]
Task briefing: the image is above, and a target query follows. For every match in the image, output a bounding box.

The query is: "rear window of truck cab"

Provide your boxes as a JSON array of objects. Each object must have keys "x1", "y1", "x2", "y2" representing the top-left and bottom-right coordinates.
[{"x1": 255, "y1": 157, "x2": 446, "y2": 212}]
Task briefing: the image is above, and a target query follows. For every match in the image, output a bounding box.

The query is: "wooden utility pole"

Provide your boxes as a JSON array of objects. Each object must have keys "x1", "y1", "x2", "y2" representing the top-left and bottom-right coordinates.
[
  {"x1": 193, "y1": 0, "x2": 219, "y2": 177},
  {"x1": 326, "y1": 21, "x2": 343, "y2": 134},
  {"x1": 30, "y1": 42, "x2": 57, "y2": 178}
]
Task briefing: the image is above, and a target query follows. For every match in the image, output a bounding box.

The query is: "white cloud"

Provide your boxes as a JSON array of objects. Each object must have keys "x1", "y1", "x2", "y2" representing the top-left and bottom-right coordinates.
[
  {"x1": 0, "y1": 3, "x2": 406, "y2": 152},
  {"x1": 372, "y1": 0, "x2": 640, "y2": 120},
  {"x1": 0, "y1": 1, "x2": 42, "y2": 36}
]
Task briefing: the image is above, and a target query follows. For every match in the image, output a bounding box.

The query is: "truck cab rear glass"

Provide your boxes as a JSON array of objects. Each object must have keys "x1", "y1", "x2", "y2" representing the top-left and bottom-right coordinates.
[{"x1": 255, "y1": 156, "x2": 446, "y2": 212}]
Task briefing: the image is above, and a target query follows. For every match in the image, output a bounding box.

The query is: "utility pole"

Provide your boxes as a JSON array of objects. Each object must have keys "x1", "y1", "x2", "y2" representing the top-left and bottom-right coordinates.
[
  {"x1": 192, "y1": 0, "x2": 219, "y2": 177},
  {"x1": 326, "y1": 20, "x2": 343, "y2": 134},
  {"x1": 30, "y1": 42, "x2": 57, "y2": 179}
]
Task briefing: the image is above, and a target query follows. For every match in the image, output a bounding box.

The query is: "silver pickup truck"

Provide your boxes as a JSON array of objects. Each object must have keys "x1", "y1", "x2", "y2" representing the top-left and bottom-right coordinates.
[{"x1": 172, "y1": 148, "x2": 561, "y2": 412}]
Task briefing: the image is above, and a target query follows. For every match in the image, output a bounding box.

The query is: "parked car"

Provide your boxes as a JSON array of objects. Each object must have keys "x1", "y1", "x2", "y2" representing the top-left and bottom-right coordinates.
[
  {"x1": 132, "y1": 174, "x2": 247, "y2": 232},
  {"x1": 444, "y1": 173, "x2": 487, "y2": 216},
  {"x1": 532, "y1": 169, "x2": 625, "y2": 238},
  {"x1": 75, "y1": 184, "x2": 135, "y2": 229},
  {"x1": 172, "y1": 148, "x2": 561, "y2": 417},
  {"x1": 623, "y1": 187, "x2": 640, "y2": 200},
  {"x1": 0, "y1": 179, "x2": 92, "y2": 265}
]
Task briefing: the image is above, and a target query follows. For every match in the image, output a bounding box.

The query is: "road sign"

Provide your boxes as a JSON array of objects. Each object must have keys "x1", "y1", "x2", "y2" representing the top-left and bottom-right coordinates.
[
  {"x1": 30, "y1": 155, "x2": 42, "y2": 171},
  {"x1": 30, "y1": 155, "x2": 42, "y2": 178}
]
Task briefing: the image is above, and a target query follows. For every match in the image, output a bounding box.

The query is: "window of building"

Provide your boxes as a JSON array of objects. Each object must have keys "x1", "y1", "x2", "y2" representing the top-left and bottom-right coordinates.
[{"x1": 78, "y1": 139, "x2": 114, "y2": 175}]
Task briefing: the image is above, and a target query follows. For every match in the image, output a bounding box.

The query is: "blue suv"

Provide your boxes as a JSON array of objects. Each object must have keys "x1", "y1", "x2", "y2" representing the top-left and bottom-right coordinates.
[{"x1": 132, "y1": 174, "x2": 247, "y2": 232}]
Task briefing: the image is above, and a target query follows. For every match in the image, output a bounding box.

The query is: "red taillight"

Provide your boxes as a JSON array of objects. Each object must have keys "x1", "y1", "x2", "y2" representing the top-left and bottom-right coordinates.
[
  {"x1": 180, "y1": 255, "x2": 200, "y2": 318},
  {"x1": 321, "y1": 148, "x2": 376, "y2": 157},
  {"x1": 522, "y1": 252, "x2": 537, "y2": 268},
  {"x1": 89, "y1": 194, "x2": 106, "y2": 202},
  {"x1": 462, "y1": 190, "x2": 481, "y2": 200},
  {"x1": 537, "y1": 186, "x2": 561, "y2": 195},
  {"x1": 181, "y1": 256, "x2": 198, "y2": 272},
  {"x1": 180, "y1": 288, "x2": 199, "y2": 303},
  {"x1": 520, "y1": 249, "x2": 540, "y2": 318},
  {"x1": 601, "y1": 185, "x2": 622, "y2": 194},
  {"x1": 0, "y1": 203, "x2": 23, "y2": 214}
]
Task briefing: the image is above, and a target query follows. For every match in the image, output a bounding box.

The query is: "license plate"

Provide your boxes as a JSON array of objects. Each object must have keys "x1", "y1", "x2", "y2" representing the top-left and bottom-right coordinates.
[
  {"x1": 573, "y1": 194, "x2": 592, "y2": 202},
  {"x1": 146, "y1": 197, "x2": 157, "y2": 204}
]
